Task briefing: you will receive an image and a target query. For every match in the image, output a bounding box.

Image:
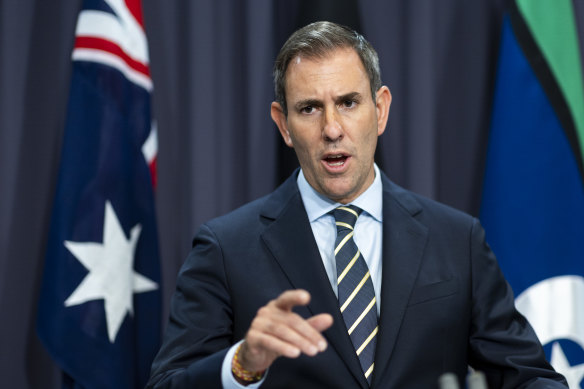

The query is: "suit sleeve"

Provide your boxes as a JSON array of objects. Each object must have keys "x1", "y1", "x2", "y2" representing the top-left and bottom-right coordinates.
[
  {"x1": 146, "y1": 223, "x2": 234, "y2": 388},
  {"x1": 468, "y1": 218, "x2": 567, "y2": 388}
]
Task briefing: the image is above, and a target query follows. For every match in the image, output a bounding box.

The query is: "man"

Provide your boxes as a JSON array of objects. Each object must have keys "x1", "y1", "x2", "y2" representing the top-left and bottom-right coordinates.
[{"x1": 147, "y1": 22, "x2": 567, "y2": 388}]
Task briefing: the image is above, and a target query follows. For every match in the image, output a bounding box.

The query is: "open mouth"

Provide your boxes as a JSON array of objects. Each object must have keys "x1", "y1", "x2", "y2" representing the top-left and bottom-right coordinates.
[{"x1": 323, "y1": 154, "x2": 349, "y2": 167}]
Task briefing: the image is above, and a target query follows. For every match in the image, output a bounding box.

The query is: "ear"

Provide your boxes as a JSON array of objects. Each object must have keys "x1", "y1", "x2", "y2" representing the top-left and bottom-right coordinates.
[
  {"x1": 375, "y1": 86, "x2": 392, "y2": 136},
  {"x1": 271, "y1": 101, "x2": 294, "y2": 147}
]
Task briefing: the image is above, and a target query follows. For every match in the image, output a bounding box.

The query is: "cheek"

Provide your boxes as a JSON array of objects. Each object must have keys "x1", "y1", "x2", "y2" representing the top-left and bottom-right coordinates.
[
  {"x1": 288, "y1": 132, "x2": 315, "y2": 160},
  {"x1": 357, "y1": 132, "x2": 380, "y2": 163},
  {"x1": 351, "y1": 119, "x2": 378, "y2": 148},
  {"x1": 288, "y1": 125, "x2": 320, "y2": 151}
]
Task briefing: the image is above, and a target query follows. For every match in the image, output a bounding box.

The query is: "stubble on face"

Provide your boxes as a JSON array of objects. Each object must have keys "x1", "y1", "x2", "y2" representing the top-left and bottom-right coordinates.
[{"x1": 280, "y1": 48, "x2": 385, "y2": 204}]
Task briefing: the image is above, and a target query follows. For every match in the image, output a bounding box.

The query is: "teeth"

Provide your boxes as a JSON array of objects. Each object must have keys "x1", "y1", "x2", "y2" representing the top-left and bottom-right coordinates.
[{"x1": 324, "y1": 154, "x2": 346, "y2": 167}]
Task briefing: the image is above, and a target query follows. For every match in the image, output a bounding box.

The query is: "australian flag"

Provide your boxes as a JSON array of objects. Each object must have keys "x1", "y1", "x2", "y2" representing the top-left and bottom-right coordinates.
[
  {"x1": 37, "y1": 0, "x2": 161, "y2": 388},
  {"x1": 481, "y1": 0, "x2": 584, "y2": 387}
]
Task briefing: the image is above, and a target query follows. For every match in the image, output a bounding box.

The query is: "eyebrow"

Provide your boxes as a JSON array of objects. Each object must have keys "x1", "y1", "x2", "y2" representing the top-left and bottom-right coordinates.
[
  {"x1": 293, "y1": 92, "x2": 362, "y2": 111},
  {"x1": 294, "y1": 99, "x2": 323, "y2": 111},
  {"x1": 335, "y1": 92, "x2": 361, "y2": 104}
]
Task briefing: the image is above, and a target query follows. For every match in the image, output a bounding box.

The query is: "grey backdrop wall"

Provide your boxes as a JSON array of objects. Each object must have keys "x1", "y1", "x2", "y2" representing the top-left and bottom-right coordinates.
[{"x1": 0, "y1": 0, "x2": 511, "y2": 387}]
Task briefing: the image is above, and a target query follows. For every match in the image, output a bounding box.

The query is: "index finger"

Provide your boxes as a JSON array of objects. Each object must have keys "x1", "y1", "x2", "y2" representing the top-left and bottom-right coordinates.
[{"x1": 272, "y1": 289, "x2": 311, "y2": 311}]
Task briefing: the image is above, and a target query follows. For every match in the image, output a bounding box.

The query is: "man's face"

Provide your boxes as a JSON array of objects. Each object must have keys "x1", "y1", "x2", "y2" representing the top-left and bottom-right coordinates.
[{"x1": 271, "y1": 47, "x2": 391, "y2": 204}]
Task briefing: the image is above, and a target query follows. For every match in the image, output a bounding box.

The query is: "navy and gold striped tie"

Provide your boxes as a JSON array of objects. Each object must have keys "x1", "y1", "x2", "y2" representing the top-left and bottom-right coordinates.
[{"x1": 332, "y1": 205, "x2": 378, "y2": 385}]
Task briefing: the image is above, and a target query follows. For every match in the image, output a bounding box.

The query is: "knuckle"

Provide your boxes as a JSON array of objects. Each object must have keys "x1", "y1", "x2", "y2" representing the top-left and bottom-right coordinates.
[
  {"x1": 257, "y1": 306, "x2": 270, "y2": 317},
  {"x1": 249, "y1": 315, "x2": 266, "y2": 332}
]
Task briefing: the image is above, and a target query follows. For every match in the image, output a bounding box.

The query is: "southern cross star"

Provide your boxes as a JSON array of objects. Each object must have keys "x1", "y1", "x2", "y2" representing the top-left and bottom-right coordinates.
[{"x1": 63, "y1": 200, "x2": 158, "y2": 342}]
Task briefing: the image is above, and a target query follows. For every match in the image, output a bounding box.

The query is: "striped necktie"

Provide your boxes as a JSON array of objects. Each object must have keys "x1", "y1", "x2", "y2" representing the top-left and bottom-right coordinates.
[{"x1": 332, "y1": 205, "x2": 378, "y2": 385}]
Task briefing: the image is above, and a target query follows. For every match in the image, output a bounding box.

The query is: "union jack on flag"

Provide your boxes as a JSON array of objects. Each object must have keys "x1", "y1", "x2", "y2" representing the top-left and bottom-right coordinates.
[{"x1": 37, "y1": 0, "x2": 161, "y2": 387}]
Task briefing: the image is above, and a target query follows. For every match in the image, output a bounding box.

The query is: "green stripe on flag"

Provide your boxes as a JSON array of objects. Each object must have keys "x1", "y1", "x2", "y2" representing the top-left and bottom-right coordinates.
[{"x1": 516, "y1": 0, "x2": 584, "y2": 160}]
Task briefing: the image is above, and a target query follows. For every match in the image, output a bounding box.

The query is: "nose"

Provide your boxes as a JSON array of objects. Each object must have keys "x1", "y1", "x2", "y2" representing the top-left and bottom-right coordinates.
[{"x1": 322, "y1": 107, "x2": 343, "y2": 142}]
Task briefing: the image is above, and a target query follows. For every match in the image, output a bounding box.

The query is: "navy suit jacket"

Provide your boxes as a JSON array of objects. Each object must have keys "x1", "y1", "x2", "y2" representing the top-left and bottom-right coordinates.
[{"x1": 147, "y1": 171, "x2": 566, "y2": 388}]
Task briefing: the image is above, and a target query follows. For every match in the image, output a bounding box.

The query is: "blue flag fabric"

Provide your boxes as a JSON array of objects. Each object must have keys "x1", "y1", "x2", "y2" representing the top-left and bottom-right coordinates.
[
  {"x1": 37, "y1": 0, "x2": 161, "y2": 387},
  {"x1": 481, "y1": 1, "x2": 584, "y2": 387}
]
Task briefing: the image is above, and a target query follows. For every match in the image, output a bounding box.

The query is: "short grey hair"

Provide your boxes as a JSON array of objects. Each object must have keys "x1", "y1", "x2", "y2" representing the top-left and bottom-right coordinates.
[{"x1": 273, "y1": 21, "x2": 382, "y2": 115}]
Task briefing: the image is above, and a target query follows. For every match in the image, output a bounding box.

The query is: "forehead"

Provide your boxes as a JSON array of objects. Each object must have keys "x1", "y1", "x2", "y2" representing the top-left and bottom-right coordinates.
[{"x1": 284, "y1": 48, "x2": 369, "y2": 97}]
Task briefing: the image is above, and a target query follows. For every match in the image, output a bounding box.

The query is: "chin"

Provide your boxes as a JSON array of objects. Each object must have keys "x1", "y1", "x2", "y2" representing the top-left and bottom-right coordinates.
[{"x1": 322, "y1": 187, "x2": 355, "y2": 204}]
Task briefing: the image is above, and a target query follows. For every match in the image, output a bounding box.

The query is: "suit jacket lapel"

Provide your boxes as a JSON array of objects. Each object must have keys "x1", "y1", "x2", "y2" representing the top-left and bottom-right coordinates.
[
  {"x1": 372, "y1": 175, "x2": 428, "y2": 387},
  {"x1": 259, "y1": 174, "x2": 369, "y2": 389}
]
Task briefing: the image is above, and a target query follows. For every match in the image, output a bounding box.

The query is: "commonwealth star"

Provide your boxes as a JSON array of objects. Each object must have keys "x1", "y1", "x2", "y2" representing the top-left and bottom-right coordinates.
[{"x1": 64, "y1": 200, "x2": 158, "y2": 342}]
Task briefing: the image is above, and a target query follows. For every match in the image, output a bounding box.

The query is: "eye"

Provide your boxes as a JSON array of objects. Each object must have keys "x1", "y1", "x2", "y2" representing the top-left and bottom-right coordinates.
[
  {"x1": 342, "y1": 99, "x2": 356, "y2": 109},
  {"x1": 300, "y1": 105, "x2": 315, "y2": 114}
]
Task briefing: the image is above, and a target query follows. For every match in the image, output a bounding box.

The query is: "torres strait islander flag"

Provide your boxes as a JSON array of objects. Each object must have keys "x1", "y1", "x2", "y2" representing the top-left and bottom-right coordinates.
[
  {"x1": 37, "y1": 0, "x2": 161, "y2": 388},
  {"x1": 481, "y1": 0, "x2": 584, "y2": 387}
]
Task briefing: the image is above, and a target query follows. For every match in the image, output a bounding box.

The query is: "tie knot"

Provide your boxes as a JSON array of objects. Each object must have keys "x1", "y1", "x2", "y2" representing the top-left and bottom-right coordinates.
[{"x1": 332, "y1": 205, "x2": 362, "y2": 230}]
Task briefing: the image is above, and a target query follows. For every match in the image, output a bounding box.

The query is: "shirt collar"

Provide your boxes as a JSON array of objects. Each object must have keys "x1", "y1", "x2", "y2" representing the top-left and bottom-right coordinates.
[{"x1": 297, "y1": 164, "x2": 383, "y2": 222}]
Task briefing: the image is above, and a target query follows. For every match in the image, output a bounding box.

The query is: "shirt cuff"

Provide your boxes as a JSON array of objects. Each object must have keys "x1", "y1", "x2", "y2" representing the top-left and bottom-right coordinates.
[{"x1": 221, "y1": 340, "x2": 268, "y2": 388}]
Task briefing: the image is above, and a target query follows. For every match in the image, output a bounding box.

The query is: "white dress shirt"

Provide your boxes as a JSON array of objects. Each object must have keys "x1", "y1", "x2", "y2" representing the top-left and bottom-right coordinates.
[
  {"x1": 296, "y1": 164, "x2": 383, "y2": 313},
  {"x1": 221, "y1": 165, "x2": 384, "y2": 388}
]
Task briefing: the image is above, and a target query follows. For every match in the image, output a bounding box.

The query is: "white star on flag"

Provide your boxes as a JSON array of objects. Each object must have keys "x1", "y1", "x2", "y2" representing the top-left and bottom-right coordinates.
[
  {"x1": 550, "y1": 342, "x2": 584, "y2": 388},
  {"x1": 63, "y1": 200, "x2": 158, "y2": 343}
]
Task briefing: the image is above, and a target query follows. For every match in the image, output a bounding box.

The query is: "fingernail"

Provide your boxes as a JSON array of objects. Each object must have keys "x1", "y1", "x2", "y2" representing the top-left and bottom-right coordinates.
[
  {"x1": 308, "y1": 345, "x2": 318, "y2": 355},
  {"x1": 318, "y1": 340, "x2": 327, "y2": 352}
]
